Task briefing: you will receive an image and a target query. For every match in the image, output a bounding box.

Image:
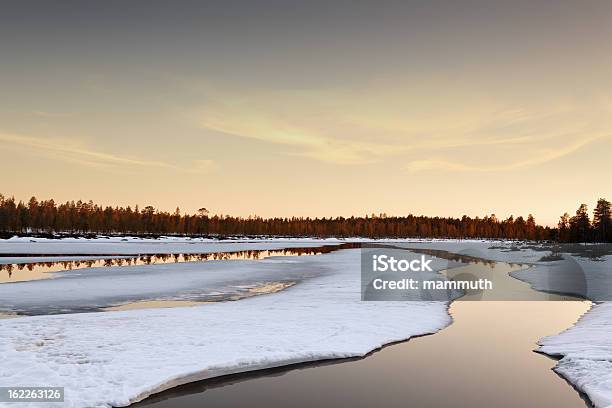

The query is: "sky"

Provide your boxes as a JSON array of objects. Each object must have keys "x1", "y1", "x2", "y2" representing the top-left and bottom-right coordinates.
[{"x1": 1, "y1": 0, "x2": 611, "y2": 226}]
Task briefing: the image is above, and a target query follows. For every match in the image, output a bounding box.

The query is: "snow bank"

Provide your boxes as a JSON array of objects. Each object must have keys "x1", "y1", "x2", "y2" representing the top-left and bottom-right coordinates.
[
  {"x1": 0, "y1": 238, "x2": 343, "y2": 255},
  {"x1": 399, "y1": 240, "x2": 612, "y2": 408},
  {"x1": 3, "y1": 237, "x2": 608, "y2": 407},
  {"x1": 0, "y1": 248, "x2": 452, "y2": 315},
  {"x1": 3, "y1": 236, "x2": 344, "y2": 243},
  {"x1": 0, "y1": 249, "x2": 450, "y2": 408},
  {"x1": 510, "y1": 255, "x2": 612, "y2": 302},
  {"x1": 0, "y1": 256, "x2": 337, "y2": 315},
  {"x1": 539, "y1": 302, "x2": 612, "y2": 408},
  {"x1": 390, "y1": 239, "x2": 546, "y2": 263}
]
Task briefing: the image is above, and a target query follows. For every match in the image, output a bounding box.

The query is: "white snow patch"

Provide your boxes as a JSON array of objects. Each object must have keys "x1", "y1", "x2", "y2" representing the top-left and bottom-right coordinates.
[
  {"x1": 3, "y1": 237, "x2": 610, "y2": 407},
  {"x1": 0, "y1": 238, "x2": 344, "y2": 255},
  {"x1": 0, "y1": 249, "x2": 449, "y2": 408},
  {"x1": 399, "y1": 239, "x2": 612, "y2": 408},
  {"x1": 539, "y1": 302, "x2": 612, "y2": 408}
]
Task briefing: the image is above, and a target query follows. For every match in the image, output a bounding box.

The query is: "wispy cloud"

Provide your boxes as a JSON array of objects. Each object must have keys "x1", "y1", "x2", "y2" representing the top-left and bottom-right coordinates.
[
  {"x1": 404, "y1": 133, "x2": 608, "y2": 172},
  {"x1": 192, "y1": 84, "x2": 612, "y2": 170},
  {"x1": 0, "y1": 133, "x2": 214, "y2": 174},
  {"x1": 190, "y1": 159, "x2": 216, "y2": 174},
  {"x1": 196, "y1": 102, "x2": 399, "y2": 165},
  {"x1": 31, "y1": 110, "x2": 72, "y2": 119}
]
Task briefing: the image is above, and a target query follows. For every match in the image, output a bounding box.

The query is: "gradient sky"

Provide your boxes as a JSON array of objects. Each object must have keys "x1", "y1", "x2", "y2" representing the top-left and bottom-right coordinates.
[{"x1": 2, "y1": 0, "x2": 611, "y2": 226}]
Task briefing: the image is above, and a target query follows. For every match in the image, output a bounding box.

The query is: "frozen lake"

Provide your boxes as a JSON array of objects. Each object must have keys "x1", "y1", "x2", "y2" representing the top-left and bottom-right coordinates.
[
  {"x1": 0, "y1": 243, "x2": 357, "y2": 315},
  {"x1": 0, "y1": 243, "x2": 353, "y2": 284},
  {"x1": 135, "y1": 262, "x2": 592, "y2": 408},
  {"x1": 0, "y1": 238, "x2": 606, "y2": 408}
]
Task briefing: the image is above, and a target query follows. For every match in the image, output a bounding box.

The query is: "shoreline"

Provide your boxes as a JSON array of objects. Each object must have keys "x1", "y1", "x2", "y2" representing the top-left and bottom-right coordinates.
[
  {"x1": 0, "y1": 238, "x2": 606, "y2": 408},
  {"x1": 132, "y1": 255, "x2": 595, "y2": 408}
]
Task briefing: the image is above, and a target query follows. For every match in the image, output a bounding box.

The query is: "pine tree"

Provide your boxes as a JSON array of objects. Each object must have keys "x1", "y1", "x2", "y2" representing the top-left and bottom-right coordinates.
[
  {"x1": 526, "y1": 214, "x2": 536, "y2": 240},
  {"x1": 557, "y1": 212, "x2": 571, "y2": 242},
  {"x1": 593, "y1": 198, "x2": 612, "y2": 242},
  {"x1": 0, "y1": 192, "x2": 560, "y2": 240},
  {"x1": 570, "y1": 204, "x2": 591, "y2": 242}
]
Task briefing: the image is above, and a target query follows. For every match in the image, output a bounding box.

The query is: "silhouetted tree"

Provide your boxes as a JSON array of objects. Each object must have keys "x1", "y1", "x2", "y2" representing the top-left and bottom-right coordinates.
[
  {"x1": 526, "y1": 214, "x2": 537, "y2": 240},
  {"x1": 3, "y1": 192, "x2": 599, "y2": 242},
  {"x1": 569, "y1": 204, "x2": 591, "y2": 242},
  {"x1": 593, "y1": 198, "x2": 612, "y2": 242},
  {"x1": 557, "y1": 212, "x2": 571, "y2": 242}
]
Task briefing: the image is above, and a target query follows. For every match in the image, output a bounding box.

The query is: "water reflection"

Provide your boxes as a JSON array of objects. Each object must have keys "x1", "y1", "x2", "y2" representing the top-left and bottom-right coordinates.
[
  {"x1": 0, "y1": 244, "x2": 358, "y2": 284},
  {"x1": 134, "y1": 262, "x2": 593, "y2": 408},
  {"x1": 103, "y1": 300, "x2": 208, "y2": 312},
  {"x1": 364, "y1": 244, "x2": 528, "y2": 270},
  {"x1": 103, "y1": 281, "x2": 296, "y2": 312},
  {"x1": 141, "y1": 301, "x2": 591, "y2": 408}
]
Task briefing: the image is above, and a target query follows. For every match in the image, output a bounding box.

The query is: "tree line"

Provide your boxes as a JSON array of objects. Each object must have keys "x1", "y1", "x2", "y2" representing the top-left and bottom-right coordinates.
[
  {"x1": 557, "y1": 198, "x2": 612, "y2": 243},
  {"x1": 0, "y1": 193, "x2": 609, "y2": 242}
]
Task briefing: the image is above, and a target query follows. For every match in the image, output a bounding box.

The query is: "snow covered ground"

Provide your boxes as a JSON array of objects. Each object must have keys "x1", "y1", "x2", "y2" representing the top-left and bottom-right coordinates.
[
  {"x1": 395, "y1": 239, "x2": 612, "y2": 408},
  {"x1": 539, "y1": 303, "x2": 612, "y2": 408},
  {"x1": 1, "y1": 237, "x2": 611, "y2": 408},
  {"x1": 0, "y1": 257, "x2": 336, "y2": 315},
  {"x1": 0, "y1": 246, "x2": 454, "y2": 315},
  {"x1": 0, "y1": 248, "x2": 450, "y2": 408},
  {"x1": 0, "y1": 236, "x2": 344, "y2": 256}
]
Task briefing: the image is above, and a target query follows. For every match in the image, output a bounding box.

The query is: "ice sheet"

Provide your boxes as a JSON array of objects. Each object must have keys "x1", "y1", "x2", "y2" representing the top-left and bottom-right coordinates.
[{"x1": 0, "y1": 249, "x2": 450, "y2": 408}]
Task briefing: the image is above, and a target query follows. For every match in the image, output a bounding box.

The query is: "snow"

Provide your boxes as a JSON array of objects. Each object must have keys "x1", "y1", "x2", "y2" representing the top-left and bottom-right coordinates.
[
  {"x1": 0, "y1": 237, "x2": 344, "y2": 255},
  {"x1": 539, "y1": 302, "x2": 612, "y2": 408},
  {"x1": 386, "y1": 239, "x2": 546, "y2": 263},
  {"x1": 0, "y1": 247, "x2": 453, "y2": 315},
  {"x1": 510, "y1": 255, "x2": 612, "y2": 301},
  {"x1": 0, "y1": 249, "x2": 450, "y2": 408},
  {"x1": 0, "y1": 256, "x2": 337, "y2": 315},
  {"x1": 4, "y1": 236, "x2": 342, "y2": 243},
  {"x1": 397, "y1": 240, "x2": 612, "y2": 408},
  {"x1": 2, "y1": 237, "x2": 611, "y2": 407}
]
